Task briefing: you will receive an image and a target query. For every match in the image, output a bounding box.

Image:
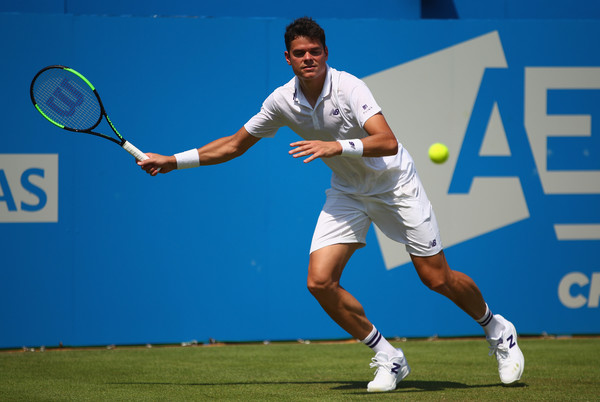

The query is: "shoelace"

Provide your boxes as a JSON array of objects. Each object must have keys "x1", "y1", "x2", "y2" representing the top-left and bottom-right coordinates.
[
  {"x1": 369, "y1": 356, "x2": 394, "y2": 374},
  {"x1": 488, "y1": 341, "x2": 509, "y2": 358}
]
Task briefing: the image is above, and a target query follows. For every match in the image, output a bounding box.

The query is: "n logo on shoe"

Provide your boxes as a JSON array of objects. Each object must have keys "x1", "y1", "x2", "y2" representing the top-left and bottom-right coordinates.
[
  {"x1": 391, "y1": 363, "x2": 401, "y2": 374},
  {"x1": 507, "y1": 334, "x2": 516, "y2": 348}
]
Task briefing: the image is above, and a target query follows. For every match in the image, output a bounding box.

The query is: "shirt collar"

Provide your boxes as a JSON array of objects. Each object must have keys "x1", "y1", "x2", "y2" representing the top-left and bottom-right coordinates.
[{"x1": 293, "y1": 65, "x2": 332, "y2": 108}]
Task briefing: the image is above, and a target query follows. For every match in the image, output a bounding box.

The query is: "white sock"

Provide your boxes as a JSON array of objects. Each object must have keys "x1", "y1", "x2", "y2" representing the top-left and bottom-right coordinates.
[
  {"x1": 361, "y1": 325, "x2": 402, "y2": 357},
  {"x1": 476, "y1": 304, "x2": 505, "y2": 340}
]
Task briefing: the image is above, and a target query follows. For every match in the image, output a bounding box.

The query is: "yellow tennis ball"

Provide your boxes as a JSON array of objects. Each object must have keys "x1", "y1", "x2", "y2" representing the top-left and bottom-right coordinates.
[{"x1": 428, "y1": 143, "x2": 449, "y2": 164}]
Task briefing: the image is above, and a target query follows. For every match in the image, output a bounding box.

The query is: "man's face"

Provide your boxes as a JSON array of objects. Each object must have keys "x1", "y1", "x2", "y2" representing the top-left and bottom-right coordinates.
[{"x1": 285, "y1": 36, "x2": 328, "y2": 82}]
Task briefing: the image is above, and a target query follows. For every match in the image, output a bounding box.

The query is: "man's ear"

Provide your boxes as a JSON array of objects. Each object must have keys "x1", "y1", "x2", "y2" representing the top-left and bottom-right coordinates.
[{"x1": 284, "y1": 51, "x2": 291, "y2": 65}]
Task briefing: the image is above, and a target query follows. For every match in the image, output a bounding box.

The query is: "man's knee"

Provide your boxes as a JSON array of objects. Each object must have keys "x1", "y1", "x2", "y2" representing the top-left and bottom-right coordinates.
[
  {"x1": 307, "y1": 243, "x2": 356, "y2": 299},
  {"x1": 307, "y1": 272, "x2": 339, "y2": 297},
  {"x1": 413, "y1": 254, "x2": 453, "y2": 295}
]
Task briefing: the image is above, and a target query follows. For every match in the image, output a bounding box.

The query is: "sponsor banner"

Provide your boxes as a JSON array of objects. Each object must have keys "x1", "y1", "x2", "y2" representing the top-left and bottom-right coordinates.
[{"x1": 0, "y1": 154, "x2": 58, "y2": 223}]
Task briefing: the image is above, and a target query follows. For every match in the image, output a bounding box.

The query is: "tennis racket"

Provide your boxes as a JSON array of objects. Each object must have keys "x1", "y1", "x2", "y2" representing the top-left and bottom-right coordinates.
[{"x1": 30, "y1": 65, "x2": 149, "y2": 162}]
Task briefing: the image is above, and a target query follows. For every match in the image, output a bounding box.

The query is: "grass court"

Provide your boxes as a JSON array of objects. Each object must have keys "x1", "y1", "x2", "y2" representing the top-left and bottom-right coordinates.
[{"x1": 1, "y1": 337, "x2": 599, "y2": 400}]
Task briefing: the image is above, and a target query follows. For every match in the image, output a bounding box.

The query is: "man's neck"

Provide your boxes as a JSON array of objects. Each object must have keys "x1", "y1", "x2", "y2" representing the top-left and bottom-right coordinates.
[{"x1": 298, "y1": 75, "x2": 326, "y2": 108}]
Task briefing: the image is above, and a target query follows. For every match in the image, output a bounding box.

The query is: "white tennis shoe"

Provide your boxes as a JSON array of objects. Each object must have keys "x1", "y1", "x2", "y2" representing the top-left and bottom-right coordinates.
[
  {"x1": 488, "y1": 315, "x2": 524, "y2": 384},
  {"x1": 367, "y1": 349, "x2": 411, "y2": 392}
]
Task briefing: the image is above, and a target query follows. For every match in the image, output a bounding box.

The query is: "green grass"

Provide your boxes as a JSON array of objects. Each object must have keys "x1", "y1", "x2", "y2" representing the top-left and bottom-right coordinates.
[{"x1": 1, "y1": 338, "x2": 599, "y2": 400}]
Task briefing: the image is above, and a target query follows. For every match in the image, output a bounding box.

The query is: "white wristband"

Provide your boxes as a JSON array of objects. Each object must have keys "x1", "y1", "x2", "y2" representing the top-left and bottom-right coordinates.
[
  {"x1": 174, "y1": 149, "x2": 200, "y2": 169},
  {"x1": 337, "y1": 139, "x2": 363, "y2": 157}
]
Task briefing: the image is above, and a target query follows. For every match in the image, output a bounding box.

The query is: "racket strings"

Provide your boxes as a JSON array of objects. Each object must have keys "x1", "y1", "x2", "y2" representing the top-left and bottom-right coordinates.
[{"x1": 32, "y1": 68, "x2": 101, "y2": 131}]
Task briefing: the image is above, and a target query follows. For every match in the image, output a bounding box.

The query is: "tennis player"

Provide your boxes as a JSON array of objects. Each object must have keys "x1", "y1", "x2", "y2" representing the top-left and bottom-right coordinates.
[{"x1": 139, "y1": 17, "x2": 524, "y2": 392}]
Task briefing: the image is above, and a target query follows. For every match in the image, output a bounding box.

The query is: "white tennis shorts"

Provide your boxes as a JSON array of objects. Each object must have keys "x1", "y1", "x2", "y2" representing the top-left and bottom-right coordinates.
[{"x1": 310, "y1": 173, "x2": 443, "y2": 257}]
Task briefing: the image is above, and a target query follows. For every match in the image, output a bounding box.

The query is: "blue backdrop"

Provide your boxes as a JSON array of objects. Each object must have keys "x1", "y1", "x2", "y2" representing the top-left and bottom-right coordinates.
[{"x1": 1, "y1": 12, "x2": 599, "y2": 348}]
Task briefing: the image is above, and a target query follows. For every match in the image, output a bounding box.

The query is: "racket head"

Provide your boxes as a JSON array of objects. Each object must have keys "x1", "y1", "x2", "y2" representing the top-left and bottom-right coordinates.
[{"x1": 30, "y1": 65, "x2": 103, "y2": 132}]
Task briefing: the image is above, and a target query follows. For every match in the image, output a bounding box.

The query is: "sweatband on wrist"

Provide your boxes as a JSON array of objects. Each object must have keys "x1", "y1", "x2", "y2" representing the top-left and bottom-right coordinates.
[
  {"x1": 338, "y1": 139, "x2": 364, "y2": 157},
  {"x1": 174, "y1": 149, "x2": 200, "y2": 169}
]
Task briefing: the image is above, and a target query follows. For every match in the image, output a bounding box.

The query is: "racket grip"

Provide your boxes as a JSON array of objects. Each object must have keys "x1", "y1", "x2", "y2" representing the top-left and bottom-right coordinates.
[{"x1": 122, "y1": 140, "x2": 149, "y2": 161}]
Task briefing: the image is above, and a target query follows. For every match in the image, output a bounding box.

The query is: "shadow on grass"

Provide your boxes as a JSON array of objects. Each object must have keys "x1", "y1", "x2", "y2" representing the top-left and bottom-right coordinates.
[
  {"x1": 334, "y1": 380, "x2": 527, "y2": 393},
  {"x1": 109, "y1": 379, "x2": 527, "y2": 393}
]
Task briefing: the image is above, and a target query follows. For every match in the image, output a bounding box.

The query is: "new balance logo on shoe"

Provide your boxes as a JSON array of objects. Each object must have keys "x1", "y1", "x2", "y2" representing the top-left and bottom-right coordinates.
[
  {"x1": 507, "y1": 334, "x2": 516, "y2": 348},
  {"x1": 391, "y1": 362, "x2": 401, "y2": 374}
]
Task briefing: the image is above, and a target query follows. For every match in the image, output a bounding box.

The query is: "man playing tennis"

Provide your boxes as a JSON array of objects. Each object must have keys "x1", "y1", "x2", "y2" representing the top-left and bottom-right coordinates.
[{"x1": 139, "y1": 17, "x2": 524, "y2": 392}]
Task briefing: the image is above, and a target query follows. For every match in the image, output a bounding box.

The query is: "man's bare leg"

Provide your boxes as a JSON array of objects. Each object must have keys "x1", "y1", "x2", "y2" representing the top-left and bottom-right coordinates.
[
  {"x1": 411, "y1": 250, "x2": 486, "y2": 320},
  {"x1": 307, "y1": 243, "x2": 411, "y2": 392},
  {"x1": 307, "y1": 243, "x2": 372, "y2": 339}
]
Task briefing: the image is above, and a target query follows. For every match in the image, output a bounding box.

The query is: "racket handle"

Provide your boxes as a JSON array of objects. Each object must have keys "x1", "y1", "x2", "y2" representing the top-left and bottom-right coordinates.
[
  {"x1": 123, "y1": 140, "x2": 162, "y2": 172},
  {"x1": 122, "y1": 140, "x2": 149, "y2": 161}
]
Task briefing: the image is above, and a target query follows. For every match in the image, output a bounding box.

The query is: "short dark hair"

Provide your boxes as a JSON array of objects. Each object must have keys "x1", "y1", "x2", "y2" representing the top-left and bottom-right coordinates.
[{"x1": 284, "y1": 17, "x2": 326, "y2": 52}]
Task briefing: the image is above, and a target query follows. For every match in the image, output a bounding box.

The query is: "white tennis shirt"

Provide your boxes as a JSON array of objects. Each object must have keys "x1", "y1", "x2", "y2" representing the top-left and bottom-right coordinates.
[{"x1": 245, "y1": 66, "x2": 416, "y2": 195}]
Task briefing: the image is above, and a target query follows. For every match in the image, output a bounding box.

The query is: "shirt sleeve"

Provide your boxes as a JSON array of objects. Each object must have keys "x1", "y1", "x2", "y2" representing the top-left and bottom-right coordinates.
[
  {"x1": 244, "y1": 93, "x2": 282, "y2": 138},
  {"x1": 345, "y1": 77, "x2": 382, "y2": 128}
]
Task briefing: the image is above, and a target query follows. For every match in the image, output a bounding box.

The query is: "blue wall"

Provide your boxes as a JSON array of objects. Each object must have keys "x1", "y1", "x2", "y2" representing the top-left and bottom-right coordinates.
[
  {"x1": 4, "y1": 0, "x2": 600, "y2": 19},
  {"x1": 0, "y1": 0, "x2": 420, "y2": 18},
  {"x1": 424, "y1": 0, "x2": 600, "y2": 19},
  {"x1": 1, "y1": 2, "x2": 599, "y2": 348}
]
